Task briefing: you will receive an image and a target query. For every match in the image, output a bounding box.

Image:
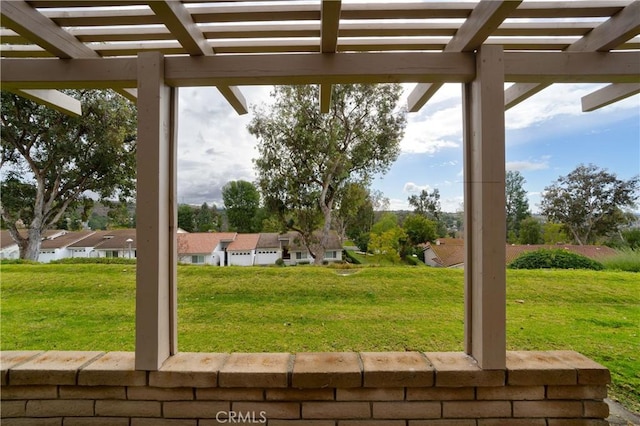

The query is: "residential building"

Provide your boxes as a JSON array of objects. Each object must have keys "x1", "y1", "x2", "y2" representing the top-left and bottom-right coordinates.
[{"x1": 177, "y1": 232, "x2": 236, "y2": 265}]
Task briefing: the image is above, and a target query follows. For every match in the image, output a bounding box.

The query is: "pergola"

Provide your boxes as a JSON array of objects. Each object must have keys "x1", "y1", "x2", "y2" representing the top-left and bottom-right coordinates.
[{"x1": 1, "y1": 0, "x2": 639, "y2": 372}]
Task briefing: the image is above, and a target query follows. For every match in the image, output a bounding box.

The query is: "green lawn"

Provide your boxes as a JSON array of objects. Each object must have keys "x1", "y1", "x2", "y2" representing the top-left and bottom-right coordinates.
[{"x1": 1, "y1": 264, "x2": 638, "y2": 411}]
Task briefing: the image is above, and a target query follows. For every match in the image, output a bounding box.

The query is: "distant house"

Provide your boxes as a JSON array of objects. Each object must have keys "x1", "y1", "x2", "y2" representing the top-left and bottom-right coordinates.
[
  {"x1": 67, "y1": 229, "x2": 137, "y2": 260},
  {"x1": 255, "y1": 233, "x2": 283, "y2": 265},
  {"x1": 38, "y1": 230, "x2": 96, "y2": 263},
  {"x1": 278, "y1": 231, "x2": 343, "y2": 265},
  {"x1": 177, "y1": 232, "x2": 236, "y2": 265},
  {"x1": 0, "y1": 230, "x2": 20, "y2": 260},
  {"x1": 227, "y1": 233, "x2": 260, "y2": 266},
  {"x1": 422, "y1": 238, "x2": 618, "y2": 268}
]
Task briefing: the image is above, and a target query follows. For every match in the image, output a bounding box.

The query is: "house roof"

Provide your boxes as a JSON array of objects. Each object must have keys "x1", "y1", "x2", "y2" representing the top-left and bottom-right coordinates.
[
  {"x1": 287, "y1": 231, "x2": 343, "y2": 251},
  {"x1": 1, "y1": 229, "x2": 69, "y2": 249},
  {"x1": 177, "y1": 232, "x2": 236, "y2": 255},
  {"x1": 424, "y1": 238, "x2": 619, "y2": 267},
  {"x1": 227, "y1": 233, "x2": 260, "y2": 251},
  {"x1": 256, "y1": 233, "x2": 281, "y2": 249},
  {"x1": 68, "y1": 229, "x2": 137, "y2": 250},
  {"x1": 40, "y1": 230, "x2": 95, "y2": 250}
]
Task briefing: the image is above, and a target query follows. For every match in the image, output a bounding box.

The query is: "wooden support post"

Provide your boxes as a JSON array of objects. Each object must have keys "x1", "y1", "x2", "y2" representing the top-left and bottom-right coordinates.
[
  {"x1": 462, "y1": 45, "x2": 506, "y2": 370},
  {"x1": 135, "y1": 51, "x2": 178, "y2": 371}
]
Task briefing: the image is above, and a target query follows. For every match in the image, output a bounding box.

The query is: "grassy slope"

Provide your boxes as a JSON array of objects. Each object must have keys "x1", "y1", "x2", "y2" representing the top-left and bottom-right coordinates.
[{"x1": 1, "y1": 264, "x2": 638, "y2": 410}]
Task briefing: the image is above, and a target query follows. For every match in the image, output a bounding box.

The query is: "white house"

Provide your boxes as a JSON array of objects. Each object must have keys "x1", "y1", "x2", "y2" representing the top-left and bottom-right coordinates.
[
  {"x1": 273, "y1": 231, "x2": 343, "y2": 265},
  {"x1": 0, "y1": 230, "x2": 20, "y2": 260},
  {"x1": 38, "y1": 230, "x2": 96, "y2": 263},
  {"x1": 227, "y1": 233, "x2": 260, "y2": 266},
  {"x1": 255, "y1": 233, "x2": 283, "y2": 265},
  {"x1": 177, "y1": 232, "x2": 236, "y2": 265}
]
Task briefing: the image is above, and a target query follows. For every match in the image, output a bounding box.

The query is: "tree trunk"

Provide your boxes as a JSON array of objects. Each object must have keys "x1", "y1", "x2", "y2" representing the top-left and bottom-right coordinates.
[
  {"x1": 21, "y1": 227, "x2": 43, "y2": 260},
  {"x1": 314, "y1": 204, "x2": 333, "y2": 265}
]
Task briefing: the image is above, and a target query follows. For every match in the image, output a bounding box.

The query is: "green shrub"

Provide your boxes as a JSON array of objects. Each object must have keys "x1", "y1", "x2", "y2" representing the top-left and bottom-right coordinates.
[
  {"x1": 509, "y1": 249, "x2": 604, "y2": 271},
  {"x1": 0, "y1": 259, "x2": 39, "y2": 265},
  {"x1": 274, "y1": 258, "x2": 285, "y2": 267},
  {"x1": 601, "y1": 249, "x2": 640, "y2": 272},
  {"x1": 51, "y1": 258, "x2": 137, "y2": 265},
  {"x1": 343, "y1": 250, "x2": 361, "y2": 265}
]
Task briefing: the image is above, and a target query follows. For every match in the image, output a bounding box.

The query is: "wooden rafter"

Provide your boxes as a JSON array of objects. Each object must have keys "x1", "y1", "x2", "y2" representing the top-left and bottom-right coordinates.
[
  {"x1": 7, "y1": 88, "x2": 82, "y2": 116},
  {"x1": 505, "y1": 0, "x2": 640, "y2": 110},
  {"x1": 320, "y1": 0, "x2": 341, "y2": 113},
  {"x1": 581, "y1": 83, "x2": 640, "y2": 112},
  {"x1": 407, "y1": 0, "x2": 521, "y2": 112},
  {"x1": 147, "y1": 1, "x2": 247, "y2": 115}
]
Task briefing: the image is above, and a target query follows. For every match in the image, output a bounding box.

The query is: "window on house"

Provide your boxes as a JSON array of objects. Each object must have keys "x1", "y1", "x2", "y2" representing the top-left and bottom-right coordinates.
[
  {"x1": 106, "y1": 251, "x2": 119, "y2": 258},
  {"x1": 325, "y1": 251, "x2": 337, "y2": 259},
  {"x1": 192, "y1": 255, "x2": 204, "y2": 264}
]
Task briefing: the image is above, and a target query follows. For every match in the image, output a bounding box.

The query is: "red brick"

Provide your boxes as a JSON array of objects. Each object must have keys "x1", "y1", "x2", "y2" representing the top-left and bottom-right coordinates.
[
  {"x1": 506, "y1": 352, "x2": 576, "y2": 386},
  {"x1": 2, "y1": 419, "x2": 62, "y2": 426},
  {"x1": 409, "y1": 421, "x2": 476, "y2": 426},
  {"x1": 78, "y1": 352, "x2": 146, "y2": 386},
  {"x1": 337, "y1": 388, "x2": 404, "y2": 401},
  {"x1": 257, "y1": 422, "x2": 333, "y2": 426},
  {"x1": 95, "y1": 400, "x2": 161, "y2": 417},
  {"x1": 0, "y1": 351, "x2": 43, "y2": 385},
  {"x1": 1, "y1": 400, "x2": 26, "y2": 417},
  {"x1": 425, "y1": 352, "x2": 504, "y2": 387},
  {"x1": 342, "y1": 422, "x2": 405, "y2": 426},
  {"x1": 443, "y1": 401, "x2": 511, "y2": 418},
  {"x1": 26, "y1": 400, "x2": 94, "y2": 417},
  {"x1": 219, "y1": 353, "x2": 290, "y2": 388},
  {"x1": 149, "y1": 352, "x2": 227, "y2": 388},
  {"x1": 232, "y1": 402, "x2": 300, "y2": 419},
  {"x1": 548, "y1": 351, "x2": 611, "y2": 385},
  {"x1": 163, "y1": 401, "x2": 230, "y2": 418},
  {"x1": 476, "y1": 385, "x2": 544, "y2": 400},
  {"x1": 361, "y1": 352, "x2": 434, "y2": 387},
  {"x1": 547, "y1": 385, "x2": 607, "y2": 400},
  {"x1": 583, "y1": 401, "x2": 609, "y2": 418},
  {"x1": 1, "y1": 385, "x2": 57, "y2": 400},
  {"x1": 197, "y1": 388, "x2": 264, "y2": 401},
  {"x1": 130, "y1": 420, "x2": 197, "y2": 426},
  {"x1": 513, "y1": 401, "x2": 583, "y2": 418},
  {"x1": 127, "y1": 386, "x2": 193, "y2": 400},
  {"x1": 547, "y1": 420, "x2": 608, "y2": 426},
  {"x1": 373, "y1": 401, "x2": 441, "y2": 419},
  {"x1": 302, "y1": 402, "x2": 370, "y2": 419},
  {"x1": 10, "y1": 351, "x2": 103, "y2": 386},
  {"x1": 293, "y1": 353, "x2": 361, "y2": 388},
  {"x1": 64, "y1": 418, "x2": 130, "y2": 426},
  {"x1": 59, "y1": 385, "x2": 126, "y2": 400},
  {"x1": 478, "y1": 420, "x2": 546, "y2": 426},
  {"x1": 266, "y1": 388, "x2": 333, "y2": 401},
  {"x1": 407, "y1": 387, "x2": 475, "y2": 401}
]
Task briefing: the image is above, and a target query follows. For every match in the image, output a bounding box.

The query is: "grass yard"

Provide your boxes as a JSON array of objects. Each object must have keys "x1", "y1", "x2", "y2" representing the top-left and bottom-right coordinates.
[{"x1": 1, "y1": 264, "x2": 638, "y2": 411}]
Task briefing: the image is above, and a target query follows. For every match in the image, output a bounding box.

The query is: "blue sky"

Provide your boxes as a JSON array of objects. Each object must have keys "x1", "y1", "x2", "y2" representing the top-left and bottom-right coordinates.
[{"x1": 176, "y1": 83, "x2": 639, "y2": 213}]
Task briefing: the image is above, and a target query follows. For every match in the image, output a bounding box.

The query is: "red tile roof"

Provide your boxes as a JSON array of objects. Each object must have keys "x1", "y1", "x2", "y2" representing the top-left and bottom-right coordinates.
[
  {"x1": 424, "y1": 239, "x2": 619, "y2": 268},
  {"x1": 228, "y1": 233, "x2": 260, "y2": 251},
  {"x1": 177, "y1": 232, "x2": 236, "y2": 255}
]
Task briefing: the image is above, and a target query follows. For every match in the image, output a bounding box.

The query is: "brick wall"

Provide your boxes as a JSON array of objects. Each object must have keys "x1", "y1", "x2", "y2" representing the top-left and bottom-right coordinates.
[{"x1": 1, "y1": 350, "x2": 610, "y2": 425}]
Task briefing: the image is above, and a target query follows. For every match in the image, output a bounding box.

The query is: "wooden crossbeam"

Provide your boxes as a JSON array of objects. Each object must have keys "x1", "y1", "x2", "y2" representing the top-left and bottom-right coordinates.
[
  {"x1": 581, "y1": 83, "x2": 640, "y2": 112},
  {"x1": 147, "y1": 1, "x2": 247, "y2": 114},
  {"x1": 407, "y1": 0, "x2": 521, "y2": 112},
  {"x1": 320, "y1": 0, "x2": 341, "y2": 113},
  {"x1": 505, "y1": 0, "x2": 640, "y2": 110},
  {"x1": 8, "y1": 88, "x2": 82, "y2": 116},
  {"x1": 2, "y1": 52, "x2": 637, "y2": 88}
]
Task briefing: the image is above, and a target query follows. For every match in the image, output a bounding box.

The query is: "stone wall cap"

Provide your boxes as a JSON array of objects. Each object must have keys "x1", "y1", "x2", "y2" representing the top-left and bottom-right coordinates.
[
  {"x1": 292, "y1": 352, "x2": 362, "y2": 388},
  {"x1": 78, "y1": 351, "x2": 146, "y2": 386},
  {"x1": 219, "y1": 353, "x2": 290, "y2": 388},
  {"x1": 0, "y1": 351, "x2": 44, "y2": 386},
  {"x1": 425, "y1": 352, "x2": 505, "y2": 387},
  {"x1": 150, "y1": 352, "x2": 228, "y2": 388},
  {"x1": 361, "y1": 351, "x2": 434, "y2": 387},
  {"x1": 9, "y1": 350, "x2": 104, "y2": 385},
  {"x1": 506, "y1": 351, "x2": 578, "y2": 386}
]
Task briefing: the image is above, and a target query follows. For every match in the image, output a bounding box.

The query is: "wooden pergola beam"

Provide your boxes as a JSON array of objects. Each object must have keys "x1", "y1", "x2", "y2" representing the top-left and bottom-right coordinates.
[
  {"x1": 407, "y1": 0, "x2": 521, "y2": 112},
  {"x1": 2, "y1": 51, "x2": 637, "y2": 89},
  {"x1": 505, "y1": 0, "x2": 640, "y2": 110},
  {"x1": 7, "y1": 88, "x2": 82, "y2": 116},
  {"x1": 320, "y1": 0, "x2": 341, "y2": 113},
  {"x1": 148, "y1": 1, "x2": 247, "y2": 115},
  {"x1": 581, "y1": 83, "x2": 640, "y2": 112}
]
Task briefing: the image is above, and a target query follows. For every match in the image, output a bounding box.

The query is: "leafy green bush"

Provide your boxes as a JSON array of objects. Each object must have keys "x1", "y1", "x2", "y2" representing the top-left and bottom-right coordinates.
[
  {"x1": 0, "y1": 259, "x2": 39, "y2": 265},
  {"x1": 509, "y1": 249, "x2": 604, "y2": 270},
  {"x1": 51, "y1": 258, "x2": 137, "y2": 265},
  {"x1": 601, "y1": 249, "x2": 640, "y2": 272},
  {"x1": 343, "y1": 250, "x2": 361, "y2": 265},
  {"x1": 274, "y1": 258, "x2": 285, "y2": 267}
]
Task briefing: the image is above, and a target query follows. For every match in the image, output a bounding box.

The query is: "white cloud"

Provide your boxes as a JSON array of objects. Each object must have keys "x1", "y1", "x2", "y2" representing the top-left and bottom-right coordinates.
[
  {"x1": 403, "y1": 182, "x2": 431, "y2": 194},
  {"x1": 506, "y1": 159, "x2": 550, "y2": 172}
]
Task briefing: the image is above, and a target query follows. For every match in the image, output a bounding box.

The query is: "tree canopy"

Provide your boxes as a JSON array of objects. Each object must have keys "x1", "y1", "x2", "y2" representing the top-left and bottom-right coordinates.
[
  {"x1": 1, "y1": 90, "x2": 137, "y2": 259},
  {"x1": 248, "y1": 84, "x2": 406, "y2": 264},
  {"x1": 540, "y1": 164, "x2": 639, "y2": 245},
  {"x1": 222, "y1": 180, "x2": 261, "y2": 233},
  {"x1": 506, "y1": 170, "x2": 531, "y2": 242}
]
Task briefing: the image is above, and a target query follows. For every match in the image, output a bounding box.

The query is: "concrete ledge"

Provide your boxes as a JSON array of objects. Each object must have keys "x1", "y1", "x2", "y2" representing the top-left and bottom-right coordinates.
[{"x1": 0, "y1": 350, "x2": 611, "y2": 423}]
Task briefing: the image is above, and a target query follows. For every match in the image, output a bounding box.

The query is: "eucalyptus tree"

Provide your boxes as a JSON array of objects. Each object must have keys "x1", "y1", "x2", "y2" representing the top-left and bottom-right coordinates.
[
  {"x1": 249, "y1": 84, "x2": 406, "y2": 264},
  {"x1": 1, "y1": 90, "x2": 136, "y2": 259}
]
